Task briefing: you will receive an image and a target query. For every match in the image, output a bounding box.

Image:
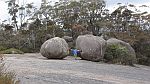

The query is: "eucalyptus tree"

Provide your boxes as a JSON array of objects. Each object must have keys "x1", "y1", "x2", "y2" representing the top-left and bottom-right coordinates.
[
  {"x1": 50, "y1": 0, "x2": 106, "y2": 36},
  {"x1": 80, "y1": 0, "x2": 106, "y2": 35},
  {"x1": 6, "y1": 0, "x2": 19, "y2": 30},
  {"x1": 6, "y1": 0, "x2": 37, "y2": 30},
  {"x1": 106, "y1": 3, "x2": 150, "y2": 44}
]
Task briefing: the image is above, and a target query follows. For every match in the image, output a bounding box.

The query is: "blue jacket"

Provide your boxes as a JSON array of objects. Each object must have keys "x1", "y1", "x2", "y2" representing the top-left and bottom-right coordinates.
[{"x1": 71, "y1": 49, "x2": 78, "y2": 55}]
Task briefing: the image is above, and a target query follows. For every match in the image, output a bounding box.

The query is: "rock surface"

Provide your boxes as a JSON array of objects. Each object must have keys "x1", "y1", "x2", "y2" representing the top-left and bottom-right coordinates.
[
  {"x1": 62, "y1": 36, "x2": 74, "y2": 48},
  {"x1": 62, "y1": 36, "x2": 73, "y2": 42},
  {"x1": 76, "y1": 35, "x2": 107, "y2": 62},
  {"x1": 4, "y1": 53, "x2": 150, "y2": 84},
  {"x1": 40, "y1": 37, "x2": 69, "y2": 59}
]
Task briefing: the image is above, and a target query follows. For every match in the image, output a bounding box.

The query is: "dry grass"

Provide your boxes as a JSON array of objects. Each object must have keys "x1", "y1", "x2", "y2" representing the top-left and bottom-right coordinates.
[{"x1": 0, "y1": 54, "x2": 19, "y2": 84}]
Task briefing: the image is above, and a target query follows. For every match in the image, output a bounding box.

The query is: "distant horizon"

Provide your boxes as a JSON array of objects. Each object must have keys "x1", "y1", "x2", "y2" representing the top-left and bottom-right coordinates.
[{"x1": 0, "y1": 0, "x2": 150, "y2": 22}]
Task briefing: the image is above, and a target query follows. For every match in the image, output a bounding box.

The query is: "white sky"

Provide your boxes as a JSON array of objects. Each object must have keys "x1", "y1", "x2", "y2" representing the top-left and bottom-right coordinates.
[
  {"x1": 0, "y1": 0, "x2": 150, "y2": 22},
  {"x1": 106, "y1": 0, "x2": 150, "y2": 13}
]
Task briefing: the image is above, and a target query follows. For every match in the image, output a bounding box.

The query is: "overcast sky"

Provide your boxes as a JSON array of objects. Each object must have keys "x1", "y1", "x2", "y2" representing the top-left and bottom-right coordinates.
[
  {"x1": 106, "y1": 0, "x2": 150, "y2": 13},
  {"x1": 0, "y1": 0, "x2": 150, "y2": 22}
]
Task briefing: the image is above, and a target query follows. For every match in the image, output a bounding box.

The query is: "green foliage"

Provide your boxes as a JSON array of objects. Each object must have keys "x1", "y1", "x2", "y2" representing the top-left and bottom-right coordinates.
[
  {"x1": 1, "y1": 48, "x2": 24, "y2": 54},
  {"x1": 0, "y1": 46, "x2": 8, "y2": 51},
  {"x1": 20, "y1": 48, "x2": 34, "y2": 53},
  {"x1": 138, "y1": 56, "x2": 150, "y2": 66},
  {"x1": 104, "y1": 44, "x2": 136, "y2": 66},
  {"x1": 134, "y1": 41, "x2": 150, "y2": 66}
]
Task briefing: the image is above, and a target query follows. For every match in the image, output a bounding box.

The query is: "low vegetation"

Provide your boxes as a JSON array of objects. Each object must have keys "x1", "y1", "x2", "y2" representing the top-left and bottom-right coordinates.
[
  {"x1": 104, "y1": 44, "x2": 136, "y2": 66},
  {"x1": 0, "y1": 46, "x2": 7, "y2": 51},
  {"x1": 0, "y1": 54, "x2": 19, "y2": 84},
  {"x1": 134, "y1": 40, "x2": 150, "y2": 66},
  {"x1": 1, "y1": 48, "x2": 24, "y2": 54}
]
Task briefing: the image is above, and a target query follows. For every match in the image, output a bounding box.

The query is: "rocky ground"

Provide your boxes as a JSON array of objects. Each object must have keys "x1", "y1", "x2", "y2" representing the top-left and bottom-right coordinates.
[{"x1": 4, "y1": 53, "x2": 150, "y2": 84}]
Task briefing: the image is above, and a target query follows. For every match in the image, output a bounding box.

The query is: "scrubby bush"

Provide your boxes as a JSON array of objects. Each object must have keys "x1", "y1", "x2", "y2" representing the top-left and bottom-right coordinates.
[
  {"x1": 133, "y1": 40, "x2": 150, "y2": 66},
  {"x1": 0, "y1": 46, "x2": 8, "y2": 51},
  {"x1": 1, "y1": 48, "x2": 24, "y2": 54},
  {"x1": 20, "y1": 47, "x2": 37, "y2": 53},
  {"x1": 104, "y1": 44, "x2": 136, "y2": 66}
]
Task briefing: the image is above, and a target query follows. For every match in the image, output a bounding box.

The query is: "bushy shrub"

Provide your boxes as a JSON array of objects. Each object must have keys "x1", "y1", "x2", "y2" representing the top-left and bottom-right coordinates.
[
  {"x1": 0, "y1": 46, "x2": 8, "y2": 51},
  {"x1": 104, "y1": 44, "x2": 136, "y2": 66},
  {"x1": 133, "y1": 41, "x2": 150, "y2": 66},
  {"x1": 1, "y1": 48, "x2": 24, "y2": 54},
  {"x1": 138, "y1": 56, "x2": 150, "y2": 66},
  {"x1": 20, "y1": 47, "x2": 37, "y2": 53}
]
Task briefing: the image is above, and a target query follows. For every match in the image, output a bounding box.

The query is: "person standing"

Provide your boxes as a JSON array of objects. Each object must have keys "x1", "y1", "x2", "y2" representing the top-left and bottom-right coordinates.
[{"x1": 70, "y1": 48, "x2": 81, "y2": 60}]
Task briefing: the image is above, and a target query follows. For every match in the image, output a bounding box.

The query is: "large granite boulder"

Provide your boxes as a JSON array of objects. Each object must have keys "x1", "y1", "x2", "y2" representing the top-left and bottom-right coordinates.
[
  {"x1": 76, "y1": 35, "x2": 107, "y2": 62},
  {"x1": 107, "y1": 38, "x2": 136, "y2": 57},
  {"x1": 62, "y1": 36, "x2": 73, "y2": 42},
  {"x1": 45, "y1": 34, "x2": 53, "y2": 40},
  {"x1": 40, "y1": 37, "x2": 69, "y2": 59},
  {"x1": 62, "y1": 36, "x2": 75, "y2": 49}
]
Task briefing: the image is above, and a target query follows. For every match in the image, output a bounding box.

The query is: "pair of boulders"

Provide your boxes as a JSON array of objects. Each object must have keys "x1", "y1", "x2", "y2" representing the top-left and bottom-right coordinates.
[
  {"x1": 40, "y1": 35, "x2": 136, "y2": 62},
  {"x1": 76, "y1": 36, "x2": 136, "y2": 62},
  {"x1": 40, "y1": 35, "x2": 106, "y2": 61}
]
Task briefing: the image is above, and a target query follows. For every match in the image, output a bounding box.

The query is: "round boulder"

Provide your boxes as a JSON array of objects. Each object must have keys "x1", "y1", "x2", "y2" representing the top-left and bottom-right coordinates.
[
  {"x1": 107, "y1": 38, "x2": 136, "y2": 57},
  {"x1": 62, "y1": 36, "x2": 73, "y2": 42},
  {"x1": 40, "y1": 37, "x2": 69, "y2": 59},
  {"x1": 76, "y1": 35, "x2": 107, "y2": 62},
  {"x1": 62, "y1": 36, "x2": 75, "y2": 48}
]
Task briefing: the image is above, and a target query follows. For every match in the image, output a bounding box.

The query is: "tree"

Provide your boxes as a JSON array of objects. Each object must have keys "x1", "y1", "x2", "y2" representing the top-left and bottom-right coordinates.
[{"x1": 6, "y1": 0, "x2": 19, "y2": 30}]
